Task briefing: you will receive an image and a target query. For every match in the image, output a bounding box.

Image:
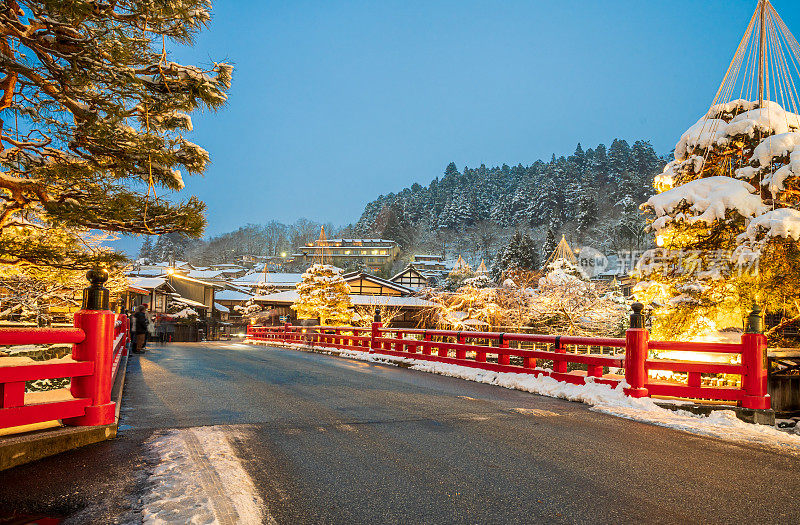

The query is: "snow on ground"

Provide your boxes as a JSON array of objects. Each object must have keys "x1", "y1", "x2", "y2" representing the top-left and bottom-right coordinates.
[
  {"x1": 249, "y1": 340, "x2": 800, "y2": 454},
  {"x1": 142, "y1": 426, "x2": 270, "y2": 525}
]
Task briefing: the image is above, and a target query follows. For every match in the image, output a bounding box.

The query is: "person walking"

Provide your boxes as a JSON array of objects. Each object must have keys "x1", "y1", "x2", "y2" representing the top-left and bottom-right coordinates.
[{"x1": 133, "y1": 305, "x2": 150, "y2": 354}]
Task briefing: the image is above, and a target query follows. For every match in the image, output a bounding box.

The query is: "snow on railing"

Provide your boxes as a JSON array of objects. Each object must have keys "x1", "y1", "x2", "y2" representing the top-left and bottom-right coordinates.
[
  {"x1": 247, "y1": 303, "x2": 771, "y2": 410},
  {"x1": 0, "y1": 312, "x2": 129, "y2": 430}
]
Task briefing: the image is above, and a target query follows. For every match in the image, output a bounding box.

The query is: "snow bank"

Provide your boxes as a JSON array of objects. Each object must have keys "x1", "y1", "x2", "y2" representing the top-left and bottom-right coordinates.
[
  {"x1": 249, "y1": 341, "x2": 800, "y2": 454},
  {"x1": 142, "y1": 426, "x2": 268, "y2": 524},
  {"x1": 646, "y1": 176, "x2": 767, "y2": 230}
]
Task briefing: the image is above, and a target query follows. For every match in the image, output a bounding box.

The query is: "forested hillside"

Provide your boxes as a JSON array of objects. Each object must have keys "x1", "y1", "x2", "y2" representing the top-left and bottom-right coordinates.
[
  {"x1": 139, "y1": 219, "x2": 335, "y2": 266},
  {"x1": 140, "y1": 139, "x2": 667, "y2": 272},
  {"x1": 348, "y1": 139, "x2": 668, "y2": 261}
]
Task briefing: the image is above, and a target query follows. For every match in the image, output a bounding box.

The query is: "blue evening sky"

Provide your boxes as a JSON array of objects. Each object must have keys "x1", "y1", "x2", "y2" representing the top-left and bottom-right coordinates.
[{"x1": 117, "y1": 0, "x2": 799, "y2": 254}]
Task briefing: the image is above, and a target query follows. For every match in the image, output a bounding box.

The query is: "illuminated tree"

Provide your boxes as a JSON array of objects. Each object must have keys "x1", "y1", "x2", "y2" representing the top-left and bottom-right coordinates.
[
  {"x1": 292, "y1": 264, "x2": 353, "y2": 325},
  {"x1": 637, "y1": 1, "x2": 800, "y2": 340},
  {"x1": 0, "y1": 232, "x2": 128, "y2": 324}
]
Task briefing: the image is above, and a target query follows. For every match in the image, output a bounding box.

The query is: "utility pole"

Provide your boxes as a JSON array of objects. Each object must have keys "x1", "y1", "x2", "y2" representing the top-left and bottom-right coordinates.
[{"x1": 758, "y1": 0, "x2": 767, "y2": 108}]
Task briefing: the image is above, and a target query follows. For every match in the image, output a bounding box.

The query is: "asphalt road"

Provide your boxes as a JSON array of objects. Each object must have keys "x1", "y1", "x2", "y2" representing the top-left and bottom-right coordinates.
[{"x1": 1, "y1": 341, "x2": 799, "y2": 524}]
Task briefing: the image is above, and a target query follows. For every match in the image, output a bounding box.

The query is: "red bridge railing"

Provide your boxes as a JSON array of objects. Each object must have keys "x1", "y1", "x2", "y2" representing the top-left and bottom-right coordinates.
[
  {"x1": 0, "y1": 271, "x2": 129, "y2": 431},
  {"x1": 247, "y1": 303, "x2": 770, "y2": 410}
]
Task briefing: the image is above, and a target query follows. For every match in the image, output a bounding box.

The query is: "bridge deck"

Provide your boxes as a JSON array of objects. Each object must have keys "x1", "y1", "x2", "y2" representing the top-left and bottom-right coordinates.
[{"x1": 0, "y1": 341, "x2": 798, "y2": 523}]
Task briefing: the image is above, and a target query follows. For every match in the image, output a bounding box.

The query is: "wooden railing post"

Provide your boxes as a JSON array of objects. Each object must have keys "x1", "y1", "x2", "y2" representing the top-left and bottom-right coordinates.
[
  {"x1": 523, "y1": 341, "x2": 537, "y2": 369},
  {"x1": 455, "y1": 332, "x2": 466, "y2": 360},
  {"x1": 476, "y1": 336, "x2": 487, "y2": 363},
  {"x1": 624, "y1": 303, "x2": 649, "y2": 398},
  {"x1": 121, "y1": 314, "x2": 130, "y2": 356},
  {"x1": 370, "y1": 322, "x2": 382, "y2": 354},
  {"x1": 422, "y1": 331, "x2": 432, "y2": 355},
  {"x1": 553, "y1": 337, "x2": 567, "y2": 374},
  {"x1": 498, "y1": 334, "x2": 510, "y2": 365},
  {"x1": 741, "y1": 305, "x2": 770, "y2": 409},
  {"x1": 65, "y1": 269, "x2": 116, "y2": 427}
]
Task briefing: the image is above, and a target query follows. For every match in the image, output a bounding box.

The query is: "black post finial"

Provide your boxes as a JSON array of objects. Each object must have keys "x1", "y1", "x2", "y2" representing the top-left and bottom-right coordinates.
[
  {"x1": 630, "y1": 302, "x2": 645, "y2": 329},
  {"x1": 83, "y1": 268, "x2": 110, "y2": 310},
  {"x1": 373, "y1": 307, "x2": 382, "y2": 323},
  {"x1": 745, "y1": 303, "x2": 763, "y2": 334}
]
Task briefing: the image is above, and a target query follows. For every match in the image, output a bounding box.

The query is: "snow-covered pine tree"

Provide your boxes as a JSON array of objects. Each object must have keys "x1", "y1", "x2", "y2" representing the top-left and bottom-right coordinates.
[
  {"x1": 608, "y1": 139, "x2": 633, "y2": 188},
  {"x1": 0, "y1": 1, "x2": 232, "y2": 268},
  {"x1": 641, "y1": 100, "x2": 800, "y2": 338},
  {"x1": 542, "y1": 229, "x2": 557, "y2": 264},
  {"x1": 139, "y1": 236, "x2": 154, "y2": 263},
  {"x1": 576, "y1": 188, "x2": 599, "y2": 242},
  {"x1": 636, "y1": 0, "x2": 800, "y2": 339},
  {"x1": 151, "y1": 233, "x2": 194, "y2": 264},
  {"x1": 589, "y1": 143, "x2": 610, "y2": 184},
  {"x1": 381, "y1": 205, "x2": 408, "y2": 248},
  {"x1": 291, "y1": 264, "x2": 353, "y2": 325},
  {"x1": 492, "y1": 231, "x2": 539, "y2": 279}
]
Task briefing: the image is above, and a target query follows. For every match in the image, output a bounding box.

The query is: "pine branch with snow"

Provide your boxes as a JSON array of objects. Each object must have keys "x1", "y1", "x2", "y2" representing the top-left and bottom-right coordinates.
[{"x1": 0, "y1": 1, "x2": 232, "y2": 267}]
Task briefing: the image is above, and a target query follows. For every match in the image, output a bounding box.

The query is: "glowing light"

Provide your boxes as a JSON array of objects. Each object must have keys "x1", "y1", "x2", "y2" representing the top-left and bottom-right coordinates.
[
  {"x1": 280, "y1": 252, "x2": 287, "y2": 257},
  {"x1": 166, "y1": 267, "x2": 175, "y2": 275},
  {"x1": 656, "y1": 235, "x2": 665, "y2": 247}
]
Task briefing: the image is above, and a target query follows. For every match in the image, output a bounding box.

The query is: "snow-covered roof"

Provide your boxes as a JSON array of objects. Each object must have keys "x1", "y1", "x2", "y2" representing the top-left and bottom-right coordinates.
[
  {"x1": 128, "y1": 277, "x2": 173, "y2": 291},
  {"x1": 153, "y1": 260, "x2": 193, "y2": 269},
  {"x1": 168, "y1": 273, "x2": 223, "y2": 288},
  {"x1": 186, "y1": 269, "x2": 227, "y2": 279},
  {"x1": 254, "y1": 290, "x2": 437, "y2": 308},
  {"x1": 171, "y1": 296, "x2": 208, "y2": 309},
  {"x1": 318, "y1": 238, "x2": 397, "y2": 244},
  {"x1": 129, "y1": 268, "x2": 166, "y2": 277},
  {"x1": 341, "y1": 271, "x2": 414, "y2": 294},
  {"x1": 232, "y1": 272, "x2": 304, "y2": 286},
  {"x1": 215, "y1": 289, "x2": 253, "y2": 301},
  {"x1": 411, "y1": 260, "x2": 446, "y2": 268},
  {"x1": 214, "y1": 302, "x2": 230, "y2": 313}
]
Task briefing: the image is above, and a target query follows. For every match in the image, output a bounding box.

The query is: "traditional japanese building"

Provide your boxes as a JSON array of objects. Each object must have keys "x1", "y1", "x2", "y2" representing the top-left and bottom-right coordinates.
[
  {"x1": 296, "y1": 228, "x2": 401, "y2": 271},
  {"x1": 252, "y1": 271, "x2": 434, "y2": 327},
  {"x1": 390, "y1": 264, "x2": 430, "y2": 291}
]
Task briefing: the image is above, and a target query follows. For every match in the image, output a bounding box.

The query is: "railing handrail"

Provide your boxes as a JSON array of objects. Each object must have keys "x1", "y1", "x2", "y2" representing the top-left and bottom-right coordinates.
[
  {"x1": 0, "y1": 327, "x2": 86, "y2": 346},
  {"x1": 648, "y1": 340, "x2": 744, "y2": 353},
  {"x1": 247, "y1": 317, "x2": 771, "y2": 410}
]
